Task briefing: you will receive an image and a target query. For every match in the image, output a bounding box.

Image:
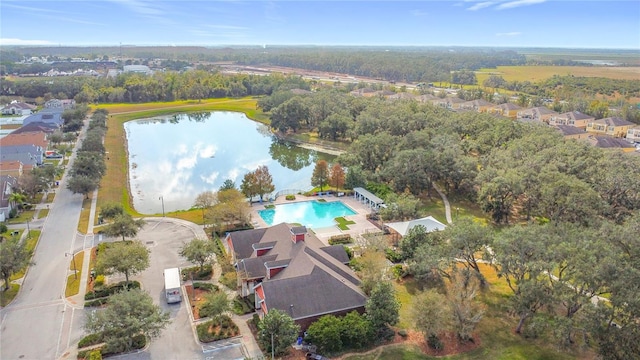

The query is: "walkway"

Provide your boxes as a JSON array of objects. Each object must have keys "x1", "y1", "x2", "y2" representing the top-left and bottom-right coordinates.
[{"x1": 432, "y1": 183, "x2": 453, "y2": 224}]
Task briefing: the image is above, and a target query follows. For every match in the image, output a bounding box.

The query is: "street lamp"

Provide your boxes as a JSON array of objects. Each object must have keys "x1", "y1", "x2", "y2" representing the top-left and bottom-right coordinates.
[
  {"x1": 159, "y1": 196, "x2": 165, "y2": 217},
  {"x1": 65, "y1": 252, "x2": 78, "y2": 279}
]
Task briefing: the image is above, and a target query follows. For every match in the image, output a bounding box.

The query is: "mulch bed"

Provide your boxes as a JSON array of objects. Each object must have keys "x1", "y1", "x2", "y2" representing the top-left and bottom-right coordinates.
[{"x1": 183, "y1": 285, "x2": 210, "y2": 320}]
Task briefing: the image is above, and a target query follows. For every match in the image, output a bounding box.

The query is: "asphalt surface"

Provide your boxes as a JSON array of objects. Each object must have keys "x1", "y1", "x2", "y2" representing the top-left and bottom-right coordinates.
[{"x1": 0, "y1": 120, "x2": 89, "y2": 360}]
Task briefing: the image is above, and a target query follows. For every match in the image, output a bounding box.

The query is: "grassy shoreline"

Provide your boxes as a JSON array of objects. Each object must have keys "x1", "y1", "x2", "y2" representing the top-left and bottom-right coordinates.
[{"x1": 95, "y1": 97, "x2": 267, "y2": 221}]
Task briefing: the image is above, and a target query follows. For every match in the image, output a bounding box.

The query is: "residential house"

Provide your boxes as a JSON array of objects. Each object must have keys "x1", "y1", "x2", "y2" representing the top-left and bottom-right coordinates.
[
  {"x1": 458, "y1": 99, "x2": 493, "y2": 113},
  {"x1": 415, "y1": 94, "x2": 439, "y2": 103},
  {"x1": 226, "y1": 223, "x2": 367, "y2": 330},
  {"x1": 488, "y1": 103, "x2": 522, "y2": 119},
  {"x1": 0, "y1": 161, "x2": 24, "y2": 177},
  {"x1": 430, "y1": 97, "x2": 466, "y2": 110},
  {"x1": 349, "y1": 88, "x2": 377, "y2": 97},
  {"x1": 0, "y1": 175, "x2": 18, "y2": 222},
  {"x1": 586, "y1": 117, "x2": 635, "y2": 137},
  {"x1": 22, "y1": 108, "x2": 64, "y2": 128},
  {"x1": 0, "y1": 131, "x2": 48, "y2": 150},
  {"x1": 554, "y1": 125, "x2": 590, "y2": 140},
  {"x1": 0, "y1": 144, "x2": 44, "y2": 168},
  {"x1": 44, "y1": 99, "x2": 76, "y2": 110},
  {"x1": 1, "y1": 102, "x2": 36, "y2": 116},
  {"x1": 123, "y1": 65, "x2": 153, "y2": 75},
  {"x1": 586, "y1": 136, "x2": 637, "y2": 153},
  {"x1": 11, "y1": 122, "x2": 59, "y2": 135},
  {"x1": 388, "y1": 92, "x2": 416, "y2": 101},
  {"x1": 549, "y1": 111, "x2": 595, "y2": 129},
  {"x1": 516, "y1": 107, "x2": 558, "y2": 124},
  {"x1": 627, "y1": 126, "x2": 640, "y2": 144}
]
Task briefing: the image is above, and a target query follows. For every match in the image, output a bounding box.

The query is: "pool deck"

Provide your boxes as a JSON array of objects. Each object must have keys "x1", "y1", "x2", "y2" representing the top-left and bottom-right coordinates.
[{"x1": 248, "y1": 193, "x2": 382, "y2": 245}]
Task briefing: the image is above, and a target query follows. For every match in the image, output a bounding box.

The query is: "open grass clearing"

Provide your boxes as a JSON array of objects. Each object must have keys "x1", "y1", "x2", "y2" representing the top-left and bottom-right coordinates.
[{"x1": 475, "y1": 65, "x2": 640, "y2": 84}]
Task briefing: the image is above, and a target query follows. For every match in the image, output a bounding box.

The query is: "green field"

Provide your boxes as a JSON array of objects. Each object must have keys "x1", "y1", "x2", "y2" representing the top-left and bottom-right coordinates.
[{"x1": 475, "y1": 65, "x2": 640, "y2": 85}]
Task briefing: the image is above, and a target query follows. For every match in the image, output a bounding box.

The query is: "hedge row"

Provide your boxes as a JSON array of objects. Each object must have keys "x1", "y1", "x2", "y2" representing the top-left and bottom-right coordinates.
[{"x1": 84, "y1": 280, "x2": 140, "y2": 300}]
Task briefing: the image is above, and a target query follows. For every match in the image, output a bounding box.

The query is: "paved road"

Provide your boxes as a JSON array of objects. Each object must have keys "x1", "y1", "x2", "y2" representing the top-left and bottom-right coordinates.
[{"x1": 0, "y1": 120, "x2": 89, "y2": 360}]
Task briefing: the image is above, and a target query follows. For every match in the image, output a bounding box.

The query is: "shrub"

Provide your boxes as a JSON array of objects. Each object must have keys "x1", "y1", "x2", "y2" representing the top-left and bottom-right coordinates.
[
  {"x1": 285, "y1": 195, "x2": 295, "y2": 200},
  {"x1": 220, "y1": 271, "x2": 237, "y2": 290},
  {"x1": 385, "y1": 248, "x2": 403, "y2": 263},
  {"x1": 398, "y1": 329, "x2": 408, "y2": 338},
  {"x1": 84, "y1": 280, "x2": 140, "y2": 300},
  {"x1": 196, "y1": 315, "x2": 240, "y2": 343},
  {"x1": 343, "y1": 246, "x2": 353, "y2": 260},
  {"x1": 94, "y1": 275, "x2": 105, "y2": 287},
  {"x1": 193, "y1": 282, "x2": 218, "y2": 291},
  {"x1": 428, "y1": 334, "x2": 444, "y2": 351},
  {"x1": 391, "y1": 264, "x2": 406, "y2": 279},
  {"x1": 0, "y1": 224, "x2": 7, "y2": 234},
  {"x1": 232, "y1": 294, "x2": 256, "y2": 315},
  {"x1": 84, "y1": 298, "x2": 109, "y2": 307},
  {"x1": 87, "y1": 350, "x2": 102, "y2": 360},
  {"x1": 181, "y1": 265, "x2": 213, "y2": 281},
  {"x1": 78, "y1": 333, "x2": 103, "y2": 348},
  {"x1": 329, "y1": 234, "x2": 352, "y2": 245}
]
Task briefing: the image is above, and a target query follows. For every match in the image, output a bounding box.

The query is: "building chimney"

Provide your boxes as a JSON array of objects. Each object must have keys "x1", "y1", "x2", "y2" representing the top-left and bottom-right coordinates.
[{"x1": 290, "y1": 226, "x2": 307, "y2": 243}]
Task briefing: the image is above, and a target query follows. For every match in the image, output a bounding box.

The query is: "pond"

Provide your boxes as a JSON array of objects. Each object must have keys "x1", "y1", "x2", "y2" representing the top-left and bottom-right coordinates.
[{"x1": 125, "y1": 111, "x2": 335, "y2": 214}]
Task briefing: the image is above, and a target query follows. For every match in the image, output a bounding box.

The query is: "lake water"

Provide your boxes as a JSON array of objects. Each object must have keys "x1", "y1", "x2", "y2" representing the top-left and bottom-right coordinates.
[{"x1": 125, "y1": 111, "x2": 334, "y2": 214}]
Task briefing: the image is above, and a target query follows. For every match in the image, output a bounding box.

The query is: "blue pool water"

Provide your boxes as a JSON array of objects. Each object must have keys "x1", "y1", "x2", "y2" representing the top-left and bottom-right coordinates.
[{"x1": 258, "y1": 201, "x2": 356, "y2": 228}]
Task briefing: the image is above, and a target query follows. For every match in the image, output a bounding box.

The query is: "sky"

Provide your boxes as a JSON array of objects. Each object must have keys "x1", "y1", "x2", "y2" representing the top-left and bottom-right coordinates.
[{"x1": 1, "y1": 0, "x2": 639, "y2": 49}]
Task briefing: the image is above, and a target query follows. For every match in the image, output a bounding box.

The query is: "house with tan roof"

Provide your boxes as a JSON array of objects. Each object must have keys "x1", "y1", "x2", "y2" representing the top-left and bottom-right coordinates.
[
  {"x1": 586, "y1": 117, "x2": 635, "y2": 138},
  {"x1": 458, "y1": 99, "x2": 493, "y2": 112},
  {"x1": 549, "y1": 111, "x2": 595, "y2": 129},
  {"x1": 0, "y1": 131, "x2": 48, "y2": 150},
  {"x1": 516, "y1": 106, "x2": 558, "y2": 123},
  {"x1": 349, "y1": 88, "x2": 377, "y2": 97},
  {"x1": 226, "y1": 223, "x2": 367, "y2": 330},
  {"x1": 430, "y1": 97, "x2": 465, "y2": 110},
  {"x1": 0, "y1": 161, "x2": 24, "y2": 177},
  {"x1": 488, "y1": 102, "x2": 522, "y2": 119}
]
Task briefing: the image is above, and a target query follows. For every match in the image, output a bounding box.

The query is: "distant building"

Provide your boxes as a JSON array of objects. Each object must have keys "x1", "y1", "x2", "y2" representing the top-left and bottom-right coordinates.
[
  {"x1": 554, "y1": 125, "x2": 589, "y2": 140},
  {"x1": 585, "y1": 135, "x2": 637, "y2": 153},
  {"x1": 516, "y1": 106, "x2": 558, "y2": 124},
  {"x1": 44, "y1": 99, "x2": 75, "y2": 110},
  {"x1": 1, "y1": 101, "x2": 36, "y2": 116},
  {"x1": 549, "y1": 111, "x2": 595, "y2": 129},
  {"x1": 586, "y1": 117, "x2": 635, "y2": 138},
  {"x1": 22, "y1": 108, "x2": 64, "y2": 128},
  {"x1": 123, "y1": 65, "x2": 153, "y2": 75},
  {"x1": 0, "y1": 175, "x2": 19, "y2": 222}
]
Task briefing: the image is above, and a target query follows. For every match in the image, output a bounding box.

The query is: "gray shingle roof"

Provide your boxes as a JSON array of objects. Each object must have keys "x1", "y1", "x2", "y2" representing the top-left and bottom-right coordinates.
[{"x1": 228, "y1": 228, "x2": 268, "y2": 259}]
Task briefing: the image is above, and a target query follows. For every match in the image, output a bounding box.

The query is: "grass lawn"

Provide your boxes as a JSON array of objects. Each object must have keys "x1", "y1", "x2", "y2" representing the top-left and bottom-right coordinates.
[
  {"x1": 335, "y1": 216, "x2": 355, "y2": 230},
  {"x1": 0, "y1": 283, "x2": 20, "y2": 307},
  {"x1": 10, "y1": 230, "x2": 41, "y2": 280},
  {"x1": 46, "y1": 192, "x2": 56, "y2": 202},
  {"x1": 420, "y1": 197, "x2": 448, "y2": 225},
  {"x1": 37, "y1": 209, "x2": 49, "y2": 219},
  {"x1": 97, "y1": 97, "x2": 265, "y2": 217},
  {"x1": 77, "y1": 198, "x2": 92, "y2": 233},
  {"x1": 380, "y1": 263, "x2": 591, "y2": 360},
  {"x1": 5, "y1": 210, "x2": 35, "y2": 224},
  {"x1": 65, "y1": 251, "x2": 84, "y2": 297}
]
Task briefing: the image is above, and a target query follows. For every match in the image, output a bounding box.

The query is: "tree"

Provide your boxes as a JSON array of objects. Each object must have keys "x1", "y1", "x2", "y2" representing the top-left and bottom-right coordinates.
[
  {"x1": 193, "y1": 191, "x2": 217, "y2": 225},
  {"x1": 311, "y1": 160, "x2": 329, "y2": 192},
  {"x1": 179, "y1": 238, "x2": 216, "y2": 271},
  {"x1": 99, "y1": 202, "x2": 124, "y2": 220},
  {"x1": 240, "y1": 171, "x2": 258, "y2": 202},
  {"x1": 329, "y1": 163, "x2": 345, "y2": 191},
  {"x1": 67, "y1": 175, "x2": 99, "y2": 199},
  {"x1": 448, "y1": 270, "x2": 485, "y2": 342},
  {"x1": 102, "y1": 213, "x2": 146, "y2": 241},
  {"x1": 85, "y1": 288, "x2": 170, "y2": 353},
  {"x1": 199, "y1": 291, "x2": 230, "y2": 319},
  {"x1": 208, "y1": 189, "x2": 251, "y2": 234},
  {"x1": 493, "y1": 224, "x2": 551, "y2": 334},
  {"x1": 306, "y1": 315, "x2": 343, "y2": 353},
  {"x1": 412, "y1": 290, "x2": 450, "y2": 343},
  {"x1": 8, "y1": 192, "x2": 26, "y2": 212},
  {"x1": 95, "y1": 241, "x2": 150, "y2": 284},
  {"x1": 0, "y1": 237, "x2": 33, "y2": 290},
  {"x1": 219, "y1": 179, "x2": 236, "y2": 191},
  {"x1": 18, "y1": 170, "x2": 48, "y2": 201},
  {"x1": 365, "y1": 281, "x2": 400, "y2": 332},
  {"x1": 254, "y1": 165, "x2": 275, "y2": 201},
  {"x1": 258, "y1": 309, "x2": 300, "y2": 357},
  {"x1": 344, "y1": 165, "x2": 366, "y2": 190},
  {"x1": 441, "y1": 218, "x2": 493, "y2": 287}
]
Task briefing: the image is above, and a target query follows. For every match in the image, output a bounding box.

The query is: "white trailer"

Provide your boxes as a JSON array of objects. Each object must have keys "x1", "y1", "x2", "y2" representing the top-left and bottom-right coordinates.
[{"x1": 164, "y1": 268, "x2": 182, "y2": 303}]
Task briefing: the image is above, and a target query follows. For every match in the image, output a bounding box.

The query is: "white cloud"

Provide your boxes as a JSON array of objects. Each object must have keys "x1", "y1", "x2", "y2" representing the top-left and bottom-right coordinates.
[
  {"x1": 108, "y1": 0, "x2": 164, "y2": 16},
  {"x1": 411, "y1": 9, "x2": 429, "y2": 17},
  {"x1": 199, "y1": 145, "x2": 217, "y2": 158},
  {"x1": 0, "y1": 38, "x2": 55, "y2": 45},
  {"x1": 496, "y1": 32, "x2": 522, "y2": 36},
  {"x1": 200, "y1": 171, "x2": 219, "y2": 185},
  {"x1": 176, "y1": 153, "x2": 198, "y2": 170},
  {"x1": 467, "y1": 1, "x2": 496, "y2": 11},
  {"x1": 496, "y1": 0, "x2": 546, "y2": 10}
]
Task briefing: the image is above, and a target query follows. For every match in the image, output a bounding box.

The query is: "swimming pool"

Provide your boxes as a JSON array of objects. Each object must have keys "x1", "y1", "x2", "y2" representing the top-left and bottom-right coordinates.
[{"x1": 258, "y1": 200, "x2": 356, "y2": 228}]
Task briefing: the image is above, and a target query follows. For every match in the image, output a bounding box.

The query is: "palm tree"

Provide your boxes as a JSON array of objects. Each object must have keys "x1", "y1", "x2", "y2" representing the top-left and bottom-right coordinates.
[{"x1": 8, "y1": 192, "x2": 27, "y2": 213}]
